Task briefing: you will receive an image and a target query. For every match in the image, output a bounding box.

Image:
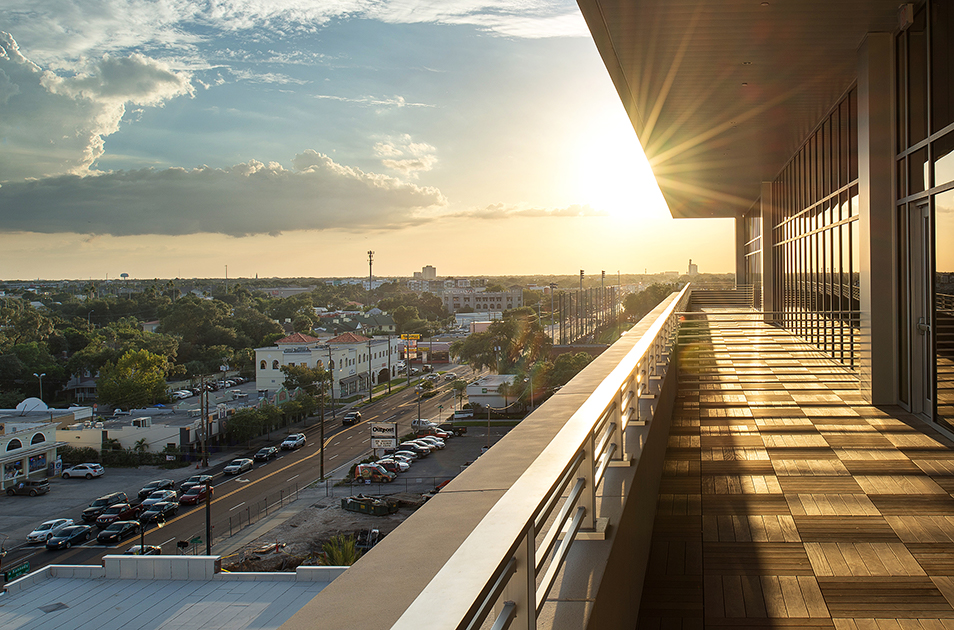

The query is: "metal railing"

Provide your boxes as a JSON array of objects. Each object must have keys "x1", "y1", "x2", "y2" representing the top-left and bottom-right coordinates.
[{"x1": 390, "y1": 285, "x2": 691, "y2": 630}]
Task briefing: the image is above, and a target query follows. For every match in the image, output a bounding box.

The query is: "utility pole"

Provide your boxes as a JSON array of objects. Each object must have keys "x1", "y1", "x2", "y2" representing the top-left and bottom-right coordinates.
[
  {"x1": 326, "y1": 346, "x2": 336, "y2": 419},
  {"x1": 204, "y1": 479, "x2": 212, "y2": 555},
  {"x1": 368, "y1": 250, "x2": 374, "y2": 404},
  {"x1": 319, "y1": 377, "x2": 325, "y2": 479}
]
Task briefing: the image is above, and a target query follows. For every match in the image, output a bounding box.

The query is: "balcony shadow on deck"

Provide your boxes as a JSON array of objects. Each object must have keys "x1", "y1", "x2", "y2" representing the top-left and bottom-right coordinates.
[{"x1": 638, "y1": 309, "x2": 954, "y2": 629}]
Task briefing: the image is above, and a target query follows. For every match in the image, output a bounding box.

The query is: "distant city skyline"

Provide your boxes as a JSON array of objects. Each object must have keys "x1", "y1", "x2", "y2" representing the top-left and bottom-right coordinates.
[{"x1": 0, "y1": 1, "x2": 734, "y2": 280}]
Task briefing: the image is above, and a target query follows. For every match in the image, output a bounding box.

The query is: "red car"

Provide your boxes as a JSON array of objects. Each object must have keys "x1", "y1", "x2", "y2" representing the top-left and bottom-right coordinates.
[
  {"x1": 178, "y1": 484, "x2": 213, "y2": 505},
  {"x1": 96, "y1": 503, "x2": 143, "y2": 528}
]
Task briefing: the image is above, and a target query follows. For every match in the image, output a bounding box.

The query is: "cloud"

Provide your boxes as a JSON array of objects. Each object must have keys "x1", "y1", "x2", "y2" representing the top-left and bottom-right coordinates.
[
  {"x1": 374, "y1": 134, "x2": 438, "y2": 177},
  {"x1": 228, "y1": 68, "x2": 308, "y2": 85},
  {"x1": 451, "y1": 203, "x2": 608, "y2": 219},
  {"x1": 0, "y1": 33, "x2": 193, "y2": 183},
  {"x1": 0, "y1": 150, "x2": 446, "y2": 237},
  {"x1": 314, "y1": 93, "x2": 432, "y2": 109}
]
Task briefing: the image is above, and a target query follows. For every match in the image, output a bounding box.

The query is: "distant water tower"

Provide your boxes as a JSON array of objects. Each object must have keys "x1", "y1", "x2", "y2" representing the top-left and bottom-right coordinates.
[{"x1": 120, "y1": 273, "x2": 129, "y2": 280}]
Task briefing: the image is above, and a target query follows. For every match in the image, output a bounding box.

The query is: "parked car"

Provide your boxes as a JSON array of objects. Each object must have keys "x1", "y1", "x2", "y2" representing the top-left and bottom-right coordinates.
[
  {"x1": 281, "y1": 433, "x2": 306, "y2": 450},
  {"x1": 27, "y1": 518, "x2": 74, "y2": 543},
  {"x1": 423, "y1": 364, "x2": 433, "y2": 372},
  {"x1": 437, "y1": 423, "x2": 467, "y2": 436},
  {"x1": 97, "y1": 520, "x2": 140, "y2": 544},
  {"x1": 142, "y1": 489, "x2": 177, "y2": 507},
  {"x1": 389, "y1": 450, "x2": 419, "y2": 461},
  {"x1": 418, "y1": 427, "x2": 451, "y2": 439},
  {"x1": 45, "y1": 524, "x2": 92, "y2": 550},
  {"x1": 398, "y1": 442, "x2": 431, "y2": 457},
  {"x1": 376, "y1": 458, "x2": 409, "y2": 474},
  {"x1": 62, "y1": 463, "x2": 104, "y2": 479},
  {"x1": 96, "y1": 503, "x2": 143, "y2": 528},
  {"x1": 179, "y1": 484, "x2": 213, "y2": 505},
  {"x1": 407, "y1": 439, "x2": 439, "y2": 452},
  {"x1": 125, "y1": 544, "x2": 162, "y2": 555},
  {"x1": 417, "y1": 436, "x2": 446, "y2": 449},
  {"x1": 6, "y1": 479, "x2": 50, "y2": 496},
  {"x1": 138, "y1": 479, "x2": 175, "y2": 499},
  {"x1": 342, "y1": 411, "x2": 361, "y2": 426},
  {"x1": 139, "y1": 501, "x2": 179, "y2": 524},
  {"x1": 179, "y1": 475, "x2": 213, "y2": 493},
  {"x1": 82, "y1": 492, "x2": 128, "y2": 522},
  {"x1": 253, "y1": 446, "x2": 279, "y2": 462},
  {"x1": 224, "y1": 458, "x2": 253, "y2": 475},
  {"x1": 390, "y1": 453, "x2": 415, "y2": 466},
  {"x1": 353, "y1": 463, "x2": 396, "y2": 483}
]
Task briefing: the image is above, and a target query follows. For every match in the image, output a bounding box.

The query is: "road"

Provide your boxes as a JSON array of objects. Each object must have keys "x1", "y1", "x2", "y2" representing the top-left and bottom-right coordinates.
[{"x1": 1, "y1": 365, "x2": 478, "y2": 576}]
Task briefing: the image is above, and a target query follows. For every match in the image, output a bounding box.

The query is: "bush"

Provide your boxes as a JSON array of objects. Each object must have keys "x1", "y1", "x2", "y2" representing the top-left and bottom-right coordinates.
[{"x1": 59, "y1": 445, "x2": 101, "y2": 465}]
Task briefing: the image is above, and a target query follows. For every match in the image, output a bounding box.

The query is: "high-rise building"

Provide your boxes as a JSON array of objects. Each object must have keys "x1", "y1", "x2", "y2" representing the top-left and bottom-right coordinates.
[{"x1": 421, "y1": 265, "x2": 437, "y2": 280}]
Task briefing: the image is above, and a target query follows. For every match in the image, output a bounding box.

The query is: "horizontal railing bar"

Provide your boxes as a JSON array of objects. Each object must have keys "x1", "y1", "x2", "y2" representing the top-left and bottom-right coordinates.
[
  {"x1": 490, "y1": 602, "x2": 516, "y2": 630},
  {"x1": 465, "y1": 557, "x2": 517, "y2": 630},
  {"x1": 536, "y1": 506, "x2": 586, "y2": 615},
  {"x1": 535, "y1": 477, "x2": 586, "y2": 574},
  {"x1": 595, "y1": 442, "x2": 618, "y2": 487},
  {"x1": 534, "y1": 452, "x2": 585, "y2": 537}
]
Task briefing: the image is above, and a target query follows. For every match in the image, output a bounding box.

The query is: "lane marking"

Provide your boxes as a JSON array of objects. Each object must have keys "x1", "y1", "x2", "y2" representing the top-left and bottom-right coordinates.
[
  {"x1": 329, "y1": 454, "x2": 339, "y2": 460},
  {"x1": 229, "y1": 502, "x2": 246, "y2": 511},
  {"x1": 287, "y1": 474, "x2": 299, "y2": 482}
]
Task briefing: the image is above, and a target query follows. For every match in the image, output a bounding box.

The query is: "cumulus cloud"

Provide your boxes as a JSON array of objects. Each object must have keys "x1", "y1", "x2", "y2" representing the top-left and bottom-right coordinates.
[
  {"x1": 0, "y1": 150, "x2": 446, "y2": 237},
  {"x1": 2, "y1": 1, "x2": 586, "y2": 71},
  {"x1": 0, "y1": 33, "x2": 193, "y2": 183},
  {"x1": 374, "y1": 134, "x2": 438, "y2": 177},
  {"x1": 451, "y1": 203, "x2": 607, "y2": 219}
]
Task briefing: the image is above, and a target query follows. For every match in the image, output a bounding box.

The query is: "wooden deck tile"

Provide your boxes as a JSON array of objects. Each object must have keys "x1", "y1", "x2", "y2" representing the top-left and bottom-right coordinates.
[
  {"x1": 785, "y1": 494, "x2": 880, "y2": 517},
  {"x1": 815, "y1": 577, "x2": 954, "y2": 618},
  {"x1": 702, "y1": 495, "x2": 792, "y2": 516},
  {"x1": 905, "y1": 544, "x2": 954, "y2": 576},
  {"x1": 702, "y1": 475, "x2": 782, "y2": 494},
  {"x1": 804, "y1": 543, "x2": 924, "y2": 577},
  {"x1": 793, "y1": 516, "x2": 900, "y2": 542},
  {"x1": 779, "y1": 477, "x2": 864, "y2": 494},
  {"x1": 868, "y1": 495, "x2": 954, "y2": 516},
  {"x1": 885, "y1": 516, "x2": 954, "y2": 543},
  {"x1": 703, "y1": 542, "x2": 815, "y2": 576},
  {"x1": 703, "y1": 461, "x2": 777, "y2": 475}
]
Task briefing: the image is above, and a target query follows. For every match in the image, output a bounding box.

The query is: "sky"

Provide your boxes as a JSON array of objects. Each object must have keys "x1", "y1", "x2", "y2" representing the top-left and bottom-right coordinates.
[{"x1": 0, "y1": 0, "x2": 734, "y2": 281}]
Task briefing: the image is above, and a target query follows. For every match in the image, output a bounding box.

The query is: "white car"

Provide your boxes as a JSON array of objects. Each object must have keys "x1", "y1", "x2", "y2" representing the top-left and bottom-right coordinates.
[
  {"x1": 281, "y1": 434, "x2": 306, "y2": 450},
  {"x1": 377, "y1": 458, "x2": 410, "y2": 472},
  {"x1": 142, "y1": 489, "x2": 177, "y2": 507},
  {"x1": 417, "y1": 436, "x2": 446, "y2": 449},
  {"x1": 390, "y1": 453, "x2": 415, "y2": 466},
  {"x1": 62, "y1": 463, "x2": 105, "y2": 479},
  {"x1": 172, "y1": 390, "x2": 192, "y2": 400},
  {"x1": 27, "y1": 518, "x2": 74, "y2": 543},
  {"x1": 224, "y1": 458, "x2": 253, "y2": 475}
]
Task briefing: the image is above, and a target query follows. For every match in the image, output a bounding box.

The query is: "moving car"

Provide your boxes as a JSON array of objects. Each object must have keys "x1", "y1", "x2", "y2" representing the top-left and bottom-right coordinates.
[
  {"x1": 142, "y1": 489, "x2": 177, "y2": 507},
  {"x1": 96, "y1": 503, "x2": 143, "y2": 528},
  {"x1": 179, "y1": 484, "x2": 213, "y2": 505},
  {"x1": 97, "y1": 520, "x2": 140, "y2": 544},
  {"x1": 6, "y1": 479, "x2": 50, "y2": 496},
  {"x1": 138, "y1": 479, "x2": 175, "y2": 499},
  {"x1": 82, "y1": 492, "x2": 129, "y2": 522},
  {"x1": 444, "y1": 373, "x2": 457, "y2": 381},
  {"x1": 179, "y1": 475, "x2": 213, "y2": 493},
  {"x1": 27, "y1": 518, "x2": 74, "y2": 543},
  {"x1": 62, "y1": 463, "x2": 104, "y2": 479},
  {"x1": 125, "y1": 544, "x2": 161, "y2": 555},
  {"x1": 281, "y1": 433, "x2": 306, "y2": 450},
  {"x1": 139, "y1": 501, "x2": 178, "y2": 524},
  {"x1": 253, "y1": 446, "x2": 279, "y2": 462},
  {"x1": 342, "y1": 411, "x2": 361, "y2": 426},
  {"x1": 45, "y1": 525, "x2": 93, "y2": 550},
  {"x1": 224, "y1": 458, "x2": 253, "y2": 475}
]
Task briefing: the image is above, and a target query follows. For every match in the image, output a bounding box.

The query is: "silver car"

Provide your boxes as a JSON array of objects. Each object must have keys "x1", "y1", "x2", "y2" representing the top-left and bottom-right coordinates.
[
  {"x1": 224, "y1": 458, "x2": 253, "y2": 475},
  {"x1": 27, "y1": 518, "x2": 74, "y2": 543}
]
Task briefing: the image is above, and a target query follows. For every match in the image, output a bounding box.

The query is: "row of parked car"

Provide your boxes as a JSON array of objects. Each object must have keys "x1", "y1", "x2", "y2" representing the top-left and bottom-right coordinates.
[
  {"x1": 172, "y1": 377, "x2": 250, "y2": 399},
  {"x1": 354, "y1": 421, "x2": 458, "y2": 483},
  {"x1": 25, "y1": 474, "x2": 217, "y2": 551}
]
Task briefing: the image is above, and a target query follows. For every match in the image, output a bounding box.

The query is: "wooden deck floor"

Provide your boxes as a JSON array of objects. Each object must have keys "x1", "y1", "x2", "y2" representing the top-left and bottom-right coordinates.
[{"x1": 638, "y1": 313, "x2": 954, "y2": 629}]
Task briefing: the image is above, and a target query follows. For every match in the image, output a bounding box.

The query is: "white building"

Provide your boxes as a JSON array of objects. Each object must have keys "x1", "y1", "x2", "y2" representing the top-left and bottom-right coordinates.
[
  {"x1": 0, "y1": 400, "x2": 86, "y2": 491},
  {"x1": 465, "y1": 375, "x2": 518, "y2": 410},
  {"x1": 256, "y1": 332, "x2": 403, "y2": 399},
  {"x1": 442, "y1": 288, "x2": 523, "y2": 314}
]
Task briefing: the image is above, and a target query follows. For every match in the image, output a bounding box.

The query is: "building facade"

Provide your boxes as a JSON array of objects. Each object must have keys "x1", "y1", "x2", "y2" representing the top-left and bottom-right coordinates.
[
  {"x1": 441, "y1": 288, "x2": 523, "y2": 314},
  {"x1": 578, "y1": 0, "x2": 954, "y2": 431},
  {"x1": 255, "y1": 332, "x2": 403, "y2": 399}
]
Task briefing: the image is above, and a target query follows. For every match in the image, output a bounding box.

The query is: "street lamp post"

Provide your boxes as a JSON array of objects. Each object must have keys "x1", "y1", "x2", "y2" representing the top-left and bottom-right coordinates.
[
  {"x1": 326, "y1": 346, "x2": 336, "y2": 419},
  {"x1": 33, "y1": 372, "x2": 45, "y2": 402}
]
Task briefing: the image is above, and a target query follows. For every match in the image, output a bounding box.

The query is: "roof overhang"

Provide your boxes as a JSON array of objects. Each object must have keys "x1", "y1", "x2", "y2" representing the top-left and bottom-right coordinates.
[{"x1": 576, "y1": 0, "x2": 900, "y2": 218}]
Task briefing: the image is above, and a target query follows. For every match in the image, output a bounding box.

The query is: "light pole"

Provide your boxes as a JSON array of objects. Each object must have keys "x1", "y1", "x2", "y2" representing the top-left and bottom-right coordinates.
[
  {"x1": 33, "y1": 372, "x2": 45, "y2": 402},
  {"x1": 326, "y1": 346, "x2": 336, "y2": 419}
]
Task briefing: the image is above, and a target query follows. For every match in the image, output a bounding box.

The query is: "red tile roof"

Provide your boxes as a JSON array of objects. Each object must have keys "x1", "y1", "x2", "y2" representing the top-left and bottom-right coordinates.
[
  {"x1": 328, "y1": 332, "x2": 371, "y2": 344},
  {"x1": 275, "y1": 332, "x2": 321, "y2": 345}
]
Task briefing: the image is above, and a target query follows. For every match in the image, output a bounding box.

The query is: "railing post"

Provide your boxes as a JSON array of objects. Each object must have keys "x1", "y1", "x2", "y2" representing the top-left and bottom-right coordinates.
[
  {"x1": 500, "y1": 529, "x2": 536, "y2": 630},
  {"x1": 581, "y1": 433, "x2": 596, "y2": 531},
  {"x1": 611, "y1": 383, "x2": 626, "y2": 463}
]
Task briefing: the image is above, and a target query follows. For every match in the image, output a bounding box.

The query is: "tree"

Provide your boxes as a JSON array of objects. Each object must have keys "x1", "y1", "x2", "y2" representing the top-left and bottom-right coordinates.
[
  {"x1": 623, "y1": 283, "x2": 678, "y2": 322},
  {"x1": 280, "y1": 364, "x2": 327, "y2": 394},
  {"x1": 320, "y1": 534, "x2": 362, "y2": 566},
  {"x1": 450, "y1": 308, "x2": 551, "y2": 374},
  {"x1": 97, "y1": 349, "x2": 171, "y2": 409},
  {"x1": 227, "y1": 408, "x2": 264, "y2": 447},
  {"x1": 451, "y1": 379, "x2": 468, "y2": 409},
  {"x1": 548, "y1": 352, "x2": 593, "y2": 388}
]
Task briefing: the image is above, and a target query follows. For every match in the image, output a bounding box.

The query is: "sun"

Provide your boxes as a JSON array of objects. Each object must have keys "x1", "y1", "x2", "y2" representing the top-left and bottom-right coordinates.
[{"x1": 569, "y1": 103, "x2": 670, "y2": 223}]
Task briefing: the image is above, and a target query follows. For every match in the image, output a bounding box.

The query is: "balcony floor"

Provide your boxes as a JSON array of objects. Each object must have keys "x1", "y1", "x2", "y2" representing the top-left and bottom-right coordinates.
[{"x1": 638, "y1": 311, "x2": 954, "y2": 629}]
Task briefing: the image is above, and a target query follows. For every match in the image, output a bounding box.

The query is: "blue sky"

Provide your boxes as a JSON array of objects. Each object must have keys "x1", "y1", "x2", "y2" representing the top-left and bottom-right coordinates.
[{"x1": 0, "y1": 1, "x2": 733, "y2": 280}]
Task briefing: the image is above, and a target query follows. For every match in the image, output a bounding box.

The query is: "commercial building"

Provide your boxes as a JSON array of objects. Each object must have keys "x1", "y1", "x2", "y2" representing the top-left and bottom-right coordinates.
[
  {"x1": 441, "y1": 287, "x2": 523, "y2": 313},
  {"x1": 255, "y1": 332, "x2": 402, "y2": 399},
  {"x1": 465, "y1": 374, "x2": 518, "y2": 410},
  {"x1": 0, "y1": 401, "x2": 85, "y2": 491}
]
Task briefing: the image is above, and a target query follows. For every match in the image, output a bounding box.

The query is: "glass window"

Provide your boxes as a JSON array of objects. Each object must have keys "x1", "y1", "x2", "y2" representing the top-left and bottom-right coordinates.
[
  {"x1": 935, "y1": 188, "x2": 954, "y2": 425},
  {"x1": 909, "y1": 6, "x2": 929, "y2": 145},
  {"x1": 931, "y1": 0, "x2": 954, "y2": 133},
  {"x1": 910, "y1": 147, "x2": 930, "y2": 193},
  {"x1": 935, "y1": 131, "x2": 954, "y2": 187}
]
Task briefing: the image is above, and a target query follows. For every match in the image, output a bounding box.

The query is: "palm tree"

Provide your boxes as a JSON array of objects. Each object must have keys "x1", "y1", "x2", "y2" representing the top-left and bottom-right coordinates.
[{"x1": 320, "y1": 534, "x2": 363, "y2": 566}]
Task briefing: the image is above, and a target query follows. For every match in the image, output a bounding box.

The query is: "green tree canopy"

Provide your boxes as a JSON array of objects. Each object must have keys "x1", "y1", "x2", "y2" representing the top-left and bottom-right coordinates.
[{"x1": 97, "y1": 349, "x2": 172, "y2": 409}]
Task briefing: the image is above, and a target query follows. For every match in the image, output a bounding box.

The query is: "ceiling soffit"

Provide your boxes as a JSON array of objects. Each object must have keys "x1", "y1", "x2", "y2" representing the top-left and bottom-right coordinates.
[{"x1": 577, "y1": 0, "x2": 899, "y2": 218}]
